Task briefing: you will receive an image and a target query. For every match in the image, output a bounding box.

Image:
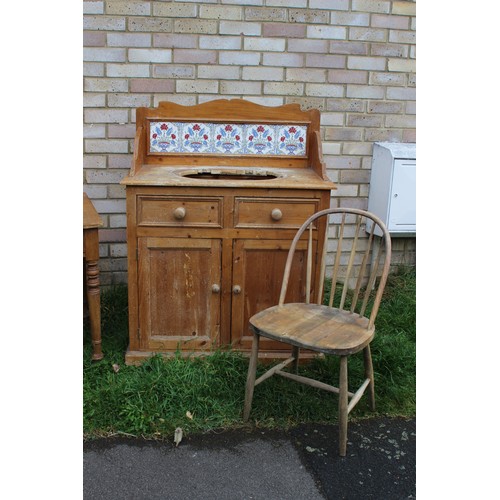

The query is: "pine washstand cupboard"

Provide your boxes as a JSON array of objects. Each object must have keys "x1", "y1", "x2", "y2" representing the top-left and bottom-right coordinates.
[{"x1": 121, "y1": 99, "x2": 335, "y2": 365}]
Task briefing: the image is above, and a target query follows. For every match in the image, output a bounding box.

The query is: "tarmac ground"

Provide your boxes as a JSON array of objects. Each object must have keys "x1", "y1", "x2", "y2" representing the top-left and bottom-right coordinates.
[{"x1": 83, "y1": 416, "x2": 415, "y2": 499}]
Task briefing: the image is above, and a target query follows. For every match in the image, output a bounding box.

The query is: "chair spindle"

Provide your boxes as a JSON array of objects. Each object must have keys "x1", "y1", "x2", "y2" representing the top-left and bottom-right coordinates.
[
  {"x1": 351, "y1": 220, "x2": 375, "y2": 314},
  {"x1": 306, "y1": 223, "x2": 313, "y2": 304},
  {"x1": 316, "y1": 216, "x2": 329, "y2": 305},
  {"x1": 339, "y1": 215, "x2": 362, "y2": 310},
  {"x1": 360, "y1": 234, "x2": 383, "y2": 317},
  {"x1": 329, "y1": 212, "x2": 346, "y2": 308}
]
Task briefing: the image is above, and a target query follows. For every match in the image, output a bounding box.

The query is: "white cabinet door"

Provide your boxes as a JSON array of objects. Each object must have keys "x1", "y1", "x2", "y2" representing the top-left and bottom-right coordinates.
[{"x1": 388, "y1": 159, "x2": 416, "y2": 231}]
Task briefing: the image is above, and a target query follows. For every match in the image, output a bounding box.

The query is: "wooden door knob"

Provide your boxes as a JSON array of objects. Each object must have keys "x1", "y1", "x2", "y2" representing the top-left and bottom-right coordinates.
[
  {"x1": 271, "y1": 208, "x2": 282, "y2": 221},
  {"x1": 173, "y1": 207, "x2": 186, "y2": 220}
]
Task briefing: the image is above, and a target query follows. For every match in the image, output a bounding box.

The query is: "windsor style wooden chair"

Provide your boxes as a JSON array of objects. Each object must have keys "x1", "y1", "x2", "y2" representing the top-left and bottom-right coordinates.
[{"x1": 242, "y1": 207, "x2": 392, "y2": 456}]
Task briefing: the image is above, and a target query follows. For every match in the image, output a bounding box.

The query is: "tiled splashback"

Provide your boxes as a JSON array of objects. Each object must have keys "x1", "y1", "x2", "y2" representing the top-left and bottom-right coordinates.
[{"x1": 149, "y1": 122, "x2": 307, "y2": 156}]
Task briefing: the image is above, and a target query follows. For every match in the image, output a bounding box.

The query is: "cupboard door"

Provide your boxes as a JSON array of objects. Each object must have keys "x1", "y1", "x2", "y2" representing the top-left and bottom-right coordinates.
[
  {"x1": 388, "y1": 159, "x2": 416, "y2": 231},
  {"x1": 230, "y1": 239, "x2": 314, "y2": 352},
  {"x1": 138, "y1": 237, "x2": 221, "y2": 351}
]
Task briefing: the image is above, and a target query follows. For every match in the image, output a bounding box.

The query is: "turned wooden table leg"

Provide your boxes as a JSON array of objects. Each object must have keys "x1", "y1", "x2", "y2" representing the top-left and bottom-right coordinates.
[
  {"x1": 86, "y1": 259, "x2": 103, "y2": 360},
  {"x1": 84, "y1": 227, "x2": 103, "y2": 361}
]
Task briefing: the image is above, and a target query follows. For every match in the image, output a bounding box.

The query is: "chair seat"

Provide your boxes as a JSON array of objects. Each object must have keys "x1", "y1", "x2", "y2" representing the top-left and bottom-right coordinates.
[{"x1": 250, "y1": 303, "x2": 374, "y2": 356}]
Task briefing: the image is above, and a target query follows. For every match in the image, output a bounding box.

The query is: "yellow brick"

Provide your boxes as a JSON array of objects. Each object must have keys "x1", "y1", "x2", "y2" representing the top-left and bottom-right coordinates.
[
  {"x1": 105, "y1": 1, "x2": 150, "y2": 16},
  {"x1": 200, "y1": 5, "x2": 242, "y2": 20},
  {"x1": 392, "y1": 1, "x2": 416, "y2": 16},
  {"x1": 388, "y1": 58, "x2": 416, "y2": 72}
]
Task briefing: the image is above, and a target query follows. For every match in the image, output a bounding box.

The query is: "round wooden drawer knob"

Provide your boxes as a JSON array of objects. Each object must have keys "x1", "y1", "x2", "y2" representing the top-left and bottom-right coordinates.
[
  {"x1": 173, "y1": 207, "x2": 186, "y2": 220},
  {"x1": 271, "y1": 208, "x2": 283, "y2": 221}
]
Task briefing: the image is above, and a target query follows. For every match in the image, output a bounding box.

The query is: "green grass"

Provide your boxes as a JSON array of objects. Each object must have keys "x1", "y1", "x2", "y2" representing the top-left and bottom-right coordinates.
[{"x1": 83, "y1": 266, "x2": 415, "y2": 439}]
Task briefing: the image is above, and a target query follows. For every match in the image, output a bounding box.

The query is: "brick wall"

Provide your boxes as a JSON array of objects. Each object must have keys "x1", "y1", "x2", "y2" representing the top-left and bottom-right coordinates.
[{"x1": 83, "y1": 0, "x2": 416, "y2": 286}]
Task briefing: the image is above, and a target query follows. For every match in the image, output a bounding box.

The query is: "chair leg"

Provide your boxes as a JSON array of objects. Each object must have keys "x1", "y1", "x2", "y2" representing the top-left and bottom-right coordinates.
[
  {"x1": 363, "y1": 345, "x2": 376, "y2": 411},
  {"x1": 292, "y1": 346, "x2": 300, "y2": 373},
  {"x1": 338, "y1": 356, "x2": 349, "y2": 456},
  {"x1": 243, "y1": 332, "x2": 260, "y2": 422}
]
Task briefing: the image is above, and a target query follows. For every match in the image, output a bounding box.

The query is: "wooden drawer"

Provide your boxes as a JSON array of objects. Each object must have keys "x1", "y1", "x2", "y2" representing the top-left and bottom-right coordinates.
[
  {"x1": 137, "y1": 195, "x2": 222, "y2": 227},
  {"x1": 234, "y1": 197, "x2": 319, "y2": 229}
]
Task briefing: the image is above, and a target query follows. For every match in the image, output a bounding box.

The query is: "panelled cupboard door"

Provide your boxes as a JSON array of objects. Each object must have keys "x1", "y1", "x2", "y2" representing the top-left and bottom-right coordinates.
[
  {"x1": 138, "y1": 237, "x2": 222, "y2": 351},
  {"x1": 230, "y1": 239, "x2": 315, "y2": 352}
]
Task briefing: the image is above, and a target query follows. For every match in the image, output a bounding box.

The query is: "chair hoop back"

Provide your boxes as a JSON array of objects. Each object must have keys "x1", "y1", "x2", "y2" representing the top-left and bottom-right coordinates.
[{"x1": 278, "y1": 208, "x2": 392, "y2": 330}]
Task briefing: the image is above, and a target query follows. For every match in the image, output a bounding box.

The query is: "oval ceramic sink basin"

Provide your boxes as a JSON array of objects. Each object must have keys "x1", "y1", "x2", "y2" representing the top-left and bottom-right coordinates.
[{"x1": 178, "y1": 169, "x2": 279, "y2": 180}]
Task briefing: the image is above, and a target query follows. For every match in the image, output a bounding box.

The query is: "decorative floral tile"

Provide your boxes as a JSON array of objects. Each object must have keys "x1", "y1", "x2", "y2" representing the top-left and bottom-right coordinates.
[
  {"x1": 149, "y1": 121, "x2": 307, "y2": 156},
  {"x1": 246, "y1": 124, "x2": 276, "y2": 155},
  {"x1": 181, "y1": 123, "x2": 211, "y2": 153},
  {"x1": 277, "y1": 125, "x2": 306, "y2": 156},
  {"x1": 150, "y1": 122, "x2": 180, "y2": 153},
  {"x1": 214, "y1": 124, "x2": 244, "y2": 154}
]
